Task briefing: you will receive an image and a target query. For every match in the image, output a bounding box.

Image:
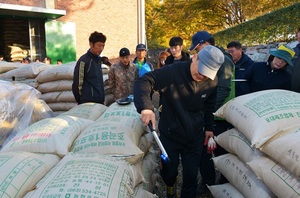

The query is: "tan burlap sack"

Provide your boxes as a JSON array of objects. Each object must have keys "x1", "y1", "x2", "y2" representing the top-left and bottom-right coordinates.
[
  {"x1": 215, "y1": 128, "x2": 263, "y2": 163},
  {"x1": 141, "y1": 147, "x2": 159, "y2": 192},
  {"x1": 133, "y1": 183, "x2": 158, "y2": 198},
  {"x1": 40, "y1": 91, "x2": 76, "y2": 103},
  {"x1": 0, "y1": 61, "x2": 19, "y2": 74},
  {"x1": 0, "y1": 151, "x2": 60, "y2": 198},
  {"x1": 138, "y1": 132, "x2": 154, "y2": 154},
  {"x1": 248, "y1": 156, "x2": 300, "y2": 198},
  {"x1": 207, "y1": 183, "x2": 244, "y2": 198},
  {"x1": 214, "y1": 89, "x2": 300, "y2": 148},
  {"x1": 35, "y1": 61, "x2": 75, "y2": 83},
  {"x1": 213, "y1": 153, "x2": 275, "y2": 198},
  {"x1": 60, "y1": 102, "x2": 108, "y2": 121},
  {"x1": 37, "y1": 80, "x2": 72, "y2": 93},
  {"x1": 1, "y1": 115, "x2": 93, "y2": 156},
  {"x1": 260, "y1": 124, "x2": 300, "y2": 177},
  {"x1": 0, "y1": 62, "x2": 52, "y2": 79},
  {"x1": 24, "y1": 153, "x2": 144, "y2": 198}
]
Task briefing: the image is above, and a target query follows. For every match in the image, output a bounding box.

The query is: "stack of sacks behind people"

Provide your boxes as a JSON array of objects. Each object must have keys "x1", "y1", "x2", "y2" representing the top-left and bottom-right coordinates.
[
  {"x1": 0, "y1": 101, "x2": 158, "y2": 197},
  {"x1": 0, "y1": 61, "x2": 51, "y2": 88},
  {"x1": 209, "y1": 89, "x2": 300, "y2": 198},
  {"x1": 36, "y1": 61, "x2": 115, "y2": 113},
  {"x1": 0, "y1": 80, "x2": 53, "y2": 149},
  {"x1": 35, "y1": 61, "x2": 77, "y2": 113}
]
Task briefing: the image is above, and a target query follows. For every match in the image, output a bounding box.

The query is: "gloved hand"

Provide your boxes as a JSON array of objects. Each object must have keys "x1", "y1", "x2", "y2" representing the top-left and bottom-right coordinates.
[{"x1": 207, "y1": 136, "x2": 217, "y2": 153}]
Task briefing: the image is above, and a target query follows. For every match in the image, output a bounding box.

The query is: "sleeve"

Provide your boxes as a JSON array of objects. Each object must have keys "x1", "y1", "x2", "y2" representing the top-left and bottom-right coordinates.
[
  {"x1": 215, "y1": 56, "x2": 234, "y2": 109},
  {"x1": 72, "y1": 60, "x2": 84, "y2": 104},
  {"x1": 134, "y1": 66, "x2": 171, "y2": 113},
  {"x1": 108, "y1": 66, "x2": 116, "y2": 100}
]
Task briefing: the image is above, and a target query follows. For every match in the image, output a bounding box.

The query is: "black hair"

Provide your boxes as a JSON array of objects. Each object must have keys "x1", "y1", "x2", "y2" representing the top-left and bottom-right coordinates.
[
  {"x1": 169, "y1": 36, "x2": 183, "y2": 47},
  {"x1": 206, "y1": 37, "x2": 215, "y2": 46},
  {"x1": 89, "y1": 31, "x2": 107, "y2": 44},
  {"x1": 227, "y1": 41, "x2": 242, "y2": 49}
]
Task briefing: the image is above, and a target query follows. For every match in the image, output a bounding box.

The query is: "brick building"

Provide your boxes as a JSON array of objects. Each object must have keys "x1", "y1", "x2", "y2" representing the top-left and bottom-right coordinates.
[{"x1": 0, "y1": 0, "x2": 145, "y2": 63}]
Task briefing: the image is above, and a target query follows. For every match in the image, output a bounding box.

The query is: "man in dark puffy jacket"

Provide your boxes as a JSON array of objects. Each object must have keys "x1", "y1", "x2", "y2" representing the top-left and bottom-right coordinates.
[
  {"x1": 134, "y1": 45, "x2": 224, "y2": 198},
  {"x1": 72, "y1": 31, "x2": 106, "y2": 104}
]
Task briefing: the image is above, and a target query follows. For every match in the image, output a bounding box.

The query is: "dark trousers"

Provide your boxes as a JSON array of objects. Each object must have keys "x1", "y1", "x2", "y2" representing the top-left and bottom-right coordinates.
[
  {"x1": 199, "y1": 120, "x2": 232, "y2": 185},
  {"x1": 160, "y1": 134, "x2": 203, "y2": 198}
]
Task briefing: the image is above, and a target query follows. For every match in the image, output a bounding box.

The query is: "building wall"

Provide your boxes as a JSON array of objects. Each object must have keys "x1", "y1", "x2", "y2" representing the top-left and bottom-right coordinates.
[{"x1": 1, "y1": 0, "x2": 139, "y2": 61}]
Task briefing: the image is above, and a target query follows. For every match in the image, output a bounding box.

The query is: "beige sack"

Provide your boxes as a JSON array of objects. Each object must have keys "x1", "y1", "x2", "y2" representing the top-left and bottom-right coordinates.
[
  {"x1": 141, "y1": 147, "x2": 159, "y2": 192},
  {"x1": 213, "y1": 153, "x2": 275, "y2": 198},
  {"x1": 60, "y1": 102, "x2": 108, "y2": 121},
  {"x1": 40, "y1": 91, "x2": 76, "y2": 103},
  {"x1": 35, "y1": 61, "x2": 75, "y2": 83},
  {"x1": 214, "y1": 89, "x2": 300, "y2": 148},
  {"x1": 215, "y1": 128, "x2": 263, "y2": 163},
  {"x1": 0, "y1": 151, "x2": 60, "y2": 198},
  {"x1": 207, "y1": 183, "x2": 244, "y2": 198},
  {"x1": 1, "y1": 115, "x2": 93, "y2": 156},
  {"x1": 37, "y1": 80, "x2": 73, "y2": 93},
  {"x1": 0, "y1": 61, "x2": 19, "y2": 73},
  {"x1": 133, "y1": 183, "x2": 158, "y2": 198},
  {"x1": 138, "y1": 132, "x2": 154, "y2": 154},
  {"x1": 260, "y1": 124, "x2": 300, "y2": 177},
  {"x1": 248, "y1": 156, "x2": 300, "y2": 198},
  {"x1": 24, "y1": 153, "x2": 144, "y2": 198}
]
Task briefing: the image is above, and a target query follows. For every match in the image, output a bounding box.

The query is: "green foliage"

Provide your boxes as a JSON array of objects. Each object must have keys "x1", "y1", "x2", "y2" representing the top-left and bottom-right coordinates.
[
  {"x1": 145, "y1": 0, "x2": 300, "y2": 49},
  {"x1": 213, "y1": 3, "x2": 300, "y2": 47},
  {"x1": 45, "y1": 21, "x2": 76, "y2": 64}
]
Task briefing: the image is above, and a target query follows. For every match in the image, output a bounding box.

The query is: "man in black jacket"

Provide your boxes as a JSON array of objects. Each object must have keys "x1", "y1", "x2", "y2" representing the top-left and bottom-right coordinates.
[
  {"x1": 72, "y1": 31, "x2": 106, "y2": 104},
  {"x1": 134, "y1": 45, "x2": 224, "y2": 198}
]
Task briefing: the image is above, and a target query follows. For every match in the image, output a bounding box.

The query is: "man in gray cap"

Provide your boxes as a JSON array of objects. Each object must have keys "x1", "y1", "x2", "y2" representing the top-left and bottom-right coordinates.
[
  {"x1": 134, "y1": 45, "x2": 224, "y2": 198},
  {"x1": 189, "y1": 31, "x2": 235, "y2": 195}
]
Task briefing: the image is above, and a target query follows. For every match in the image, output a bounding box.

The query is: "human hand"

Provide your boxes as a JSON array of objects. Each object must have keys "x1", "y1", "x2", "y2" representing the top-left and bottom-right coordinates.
[
  {"x1": 207, "y1": 137, "x2": 217, "y2": 153},
  {"x1": 141, "y1": 109, "x2": 156, "y2": 128}
]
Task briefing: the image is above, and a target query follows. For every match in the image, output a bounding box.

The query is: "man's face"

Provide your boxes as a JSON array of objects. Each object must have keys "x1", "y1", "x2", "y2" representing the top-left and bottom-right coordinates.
[
  {"x1": 227, "y1": 47, "x2": 242, "y2": 63},
  {"x1": 90, "y1": 41, "x2": 105, "y2": 56},
  {"x1": 170, "y1": 45, "x2": 183, "y2": 59},
  {"x1": 190, "y1": 54, "x2": 209, "y2": 82},
  {"x1": 136, "y1": 49, "x2": 146, "y2": 59},
  {"x1": 120, "y1": 55, "x2": 131, "y2": 66}
]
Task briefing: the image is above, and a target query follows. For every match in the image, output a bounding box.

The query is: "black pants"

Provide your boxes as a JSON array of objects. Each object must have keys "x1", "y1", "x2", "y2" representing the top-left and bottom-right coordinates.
[
  {"x1": 199, "y1": 120, "x2": 233, "y2": 185},
  {"x1": 160, "y1": 134, "x2": 203, "y2": 198}
]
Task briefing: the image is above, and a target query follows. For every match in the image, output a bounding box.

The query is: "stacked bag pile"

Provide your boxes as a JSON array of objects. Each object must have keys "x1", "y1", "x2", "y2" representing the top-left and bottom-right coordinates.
[
  {"x1": 0, "y1": 101, "x2": 158, "y2": 197},
  {"x1": 35, "y1": 62, "x2": 78, "y2": 112},
  {"x1": 6, "y1": 44, "x2": 29, "y2": 62},
  {"x1": 0, "y1": 61, "x2": 52, "y2": 88},
  {"x1": 209, "y1": 89, "x2": 300, "y2": 197}
]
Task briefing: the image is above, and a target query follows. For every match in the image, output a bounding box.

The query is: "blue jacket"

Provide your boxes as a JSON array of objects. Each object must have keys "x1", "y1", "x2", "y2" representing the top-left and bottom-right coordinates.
[
  {"x1": 133, "y1": 58, "x2": 154, "y2": 77},
  {"x1": 241, "y1": 61, "x2": 291, "y2": 94},
  {"x1": 72, "y1": 50, "x2": 105, "y2": 104}
]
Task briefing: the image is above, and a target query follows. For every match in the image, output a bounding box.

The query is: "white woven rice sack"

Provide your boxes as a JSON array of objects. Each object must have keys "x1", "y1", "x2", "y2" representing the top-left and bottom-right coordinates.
[
  {"x1": 207, "y1": 183, "x2": 244, "y2": 198},
  {"x1": 97, "y1": 102, "x2": 146, "y2": 145},
  {"x1": 260, "y1": 124, "x2": 300, "y2": 177},
  {"x1": 0, "y1": 61, "x2": 19, "y2": 73},
  {"x1": 248, "y1": 156, "x2": 300, "y2": 198},
  {"x1": 213, "y1": 153, "x2": 275, "y2": 198},
  {"x1": 60, "y1": 102, "x2": 108, "y2": 121},
  {"x1": 24, "y1": 153, "x2": 144, "y2": 198},
  {"x1": 37, "y1": 80, "x2": 72, "y2": 93},
  {"x1": 0, "y1": 151, "x2": 60, "y2": 198},
  {"x1": 141, "y1": 147, "x2": 158, "y2": 192},
  {"x1": 214, "y1": 89, "x2": 300, "y2": 148},
  {"x1": 71, "y1": 120, "x2": 144, "y2": 164},
  {"x1": 35, "y1": 61, "x2": 75, "y2": 83},
  {"x1": 215, "y1": 128, "x2": 263, "y2": 163},
  {"x1": 47, "y1": 102, "x2": 77, "y2": 111},
  {"x1": 1, "y1": 115, "x2": 93, "y2": 156}
]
